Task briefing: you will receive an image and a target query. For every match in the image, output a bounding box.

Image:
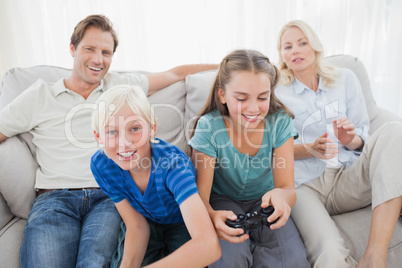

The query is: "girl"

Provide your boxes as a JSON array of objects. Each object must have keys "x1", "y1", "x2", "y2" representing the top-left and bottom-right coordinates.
[
  {"x1": 188, "y1": 49, "x2": 309, "y2": 267},
  {"x1": 91, "y1": 85, "x2": 220, "y2": 268}
]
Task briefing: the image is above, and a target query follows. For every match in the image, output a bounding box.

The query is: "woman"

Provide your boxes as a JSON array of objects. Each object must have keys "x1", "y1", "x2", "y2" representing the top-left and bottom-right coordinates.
[{"x1": 275, "y1": 20, "x2": 402, "y2": 268}]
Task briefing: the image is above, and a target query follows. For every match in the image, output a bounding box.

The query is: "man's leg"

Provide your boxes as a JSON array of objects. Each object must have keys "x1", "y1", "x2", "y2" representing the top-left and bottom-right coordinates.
[
  {"x1": 20, "y1": 190, "x2": 82, "y2": 268},
  {"x1": 76, "y1": 189, "x2": 122, "y2": 268}
]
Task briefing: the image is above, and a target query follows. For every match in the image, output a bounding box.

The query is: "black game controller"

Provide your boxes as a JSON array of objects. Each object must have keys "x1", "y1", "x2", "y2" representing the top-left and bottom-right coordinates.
[{"x1": 226, "y1": 206, "x2": 278, "y2": 233}]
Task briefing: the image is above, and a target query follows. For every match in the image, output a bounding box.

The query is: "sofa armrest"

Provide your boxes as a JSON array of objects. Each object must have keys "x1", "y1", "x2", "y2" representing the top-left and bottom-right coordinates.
[
  {"x1": 0, "y1": 136, "x2": 38, "y2": 220},
  {"x1": 0, "y1": 193, "x2": 13, "y2": 230},
  {"x1": 369, "y1": 107, "x2": 402, "y2": 134}
]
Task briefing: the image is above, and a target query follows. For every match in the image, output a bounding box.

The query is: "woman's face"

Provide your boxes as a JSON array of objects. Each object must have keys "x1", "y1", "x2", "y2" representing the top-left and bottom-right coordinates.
[{"x1": 280, "y1": 26, "x2": 316, "y2": 75}]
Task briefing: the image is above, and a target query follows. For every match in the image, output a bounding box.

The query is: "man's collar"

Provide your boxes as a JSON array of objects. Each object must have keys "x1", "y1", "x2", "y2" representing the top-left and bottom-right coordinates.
[{"x1": 53, "y1": 79, "x2": 105, "y2": 97}]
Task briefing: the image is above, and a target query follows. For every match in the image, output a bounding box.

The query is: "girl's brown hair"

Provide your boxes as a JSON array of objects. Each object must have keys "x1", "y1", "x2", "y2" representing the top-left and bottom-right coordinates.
[{"x1": 191, "y1": 49, "x2": 293, "y2": 137}]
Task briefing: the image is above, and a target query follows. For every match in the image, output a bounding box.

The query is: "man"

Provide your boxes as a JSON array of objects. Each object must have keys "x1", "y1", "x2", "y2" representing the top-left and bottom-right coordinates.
[{"x1": 0, "y1": 14, "x2": 216, "y2": 268}]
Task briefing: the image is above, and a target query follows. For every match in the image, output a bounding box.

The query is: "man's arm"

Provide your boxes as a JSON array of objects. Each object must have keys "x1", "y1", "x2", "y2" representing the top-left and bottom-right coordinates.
[
  {"x1": 0, "y1": 132, "x2": 8, "y2": 143},
  {"x1": 146, "y1": 64, "x2": 218, "y2": 96}
]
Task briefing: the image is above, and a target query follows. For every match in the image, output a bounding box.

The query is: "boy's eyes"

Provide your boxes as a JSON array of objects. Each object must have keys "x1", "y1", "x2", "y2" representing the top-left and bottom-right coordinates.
[{"x1": 106, "y1": 127, "x2": 141, "y2": 135}]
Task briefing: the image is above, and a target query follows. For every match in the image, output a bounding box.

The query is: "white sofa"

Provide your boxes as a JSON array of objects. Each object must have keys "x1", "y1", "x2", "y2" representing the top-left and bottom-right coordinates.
[{"x1": 0, "y1": 54, "x2": 401, "y2": 267}]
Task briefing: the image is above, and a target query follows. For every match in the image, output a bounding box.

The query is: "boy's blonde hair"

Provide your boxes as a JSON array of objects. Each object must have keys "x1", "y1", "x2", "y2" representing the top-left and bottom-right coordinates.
[{"x1": 92, "y1": 85, "x2": 158, "y2": 142}]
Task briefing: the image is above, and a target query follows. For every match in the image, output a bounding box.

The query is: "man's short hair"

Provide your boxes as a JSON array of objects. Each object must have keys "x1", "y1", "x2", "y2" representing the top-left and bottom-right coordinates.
[{"x1": 70, "y1": 14, "x2": 119, "y2": 53}]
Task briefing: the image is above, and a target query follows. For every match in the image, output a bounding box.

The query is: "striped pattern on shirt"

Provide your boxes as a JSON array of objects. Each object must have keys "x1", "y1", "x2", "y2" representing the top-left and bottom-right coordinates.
[{"x1": 90, "y1": 138, "x2": 198, "y2": 224}]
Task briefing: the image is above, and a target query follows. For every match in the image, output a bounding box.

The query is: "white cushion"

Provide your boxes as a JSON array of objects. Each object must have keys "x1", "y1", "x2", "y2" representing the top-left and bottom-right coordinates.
[
  {"x1": 184, "y1": 70, "x2": 217, "y2": 143},
  {"x1": 0, "y1": 136, "x2": 37, "y2": 219},
  {"x1": 148, "y1": 80, "x2": 187, "y2": 151},
  {"x1": 325, "y1": 55, "x2": 378, "y2": 122}
]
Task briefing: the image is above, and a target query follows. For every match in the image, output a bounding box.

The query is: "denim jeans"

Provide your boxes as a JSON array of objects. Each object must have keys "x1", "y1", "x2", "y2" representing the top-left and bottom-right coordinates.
[
  {"x1": 111, "y1": 218, "x2": 191, "y2": 267},
  {"x1": 20, "y1": 189, "x2": 122, "y2": 268}
]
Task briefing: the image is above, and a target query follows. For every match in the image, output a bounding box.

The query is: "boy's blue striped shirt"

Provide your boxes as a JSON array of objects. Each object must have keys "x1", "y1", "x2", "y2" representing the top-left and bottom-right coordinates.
[{"x1": 91, "y1": 138, "x2": 198, "y2": 224}]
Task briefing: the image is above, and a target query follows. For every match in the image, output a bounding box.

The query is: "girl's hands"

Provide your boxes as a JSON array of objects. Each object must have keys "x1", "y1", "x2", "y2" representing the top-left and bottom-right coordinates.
[
  {"x1": 261, "y1": 189, "x2": 292, "y2": 230},
  {"x1": 210, "y1": 210, "x2": 249, "y2": 244}
]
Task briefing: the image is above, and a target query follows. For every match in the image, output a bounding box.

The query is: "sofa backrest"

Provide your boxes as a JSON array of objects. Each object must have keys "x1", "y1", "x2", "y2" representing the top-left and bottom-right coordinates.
[
  {"x1": 0, "y1": 54, "x2": 380, "y2": 154},
  {"x1": 0, "y1": 54, "x2": 383, "y2": 220}
]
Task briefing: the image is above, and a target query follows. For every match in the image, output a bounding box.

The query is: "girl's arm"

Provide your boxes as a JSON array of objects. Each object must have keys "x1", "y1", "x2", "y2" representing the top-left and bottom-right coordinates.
[
  {"x1": 114, "y1": 199, "x2": 150, "y2": 268},
  {"x1": 191, "y1": 149, "x2": 248, "y2": 243},
  {"x1": 146, "y1": 194, "x2": 221, "y2": 268},
  {"x1": 262, "y1": 137, "x2": 297, "y2": 230}
]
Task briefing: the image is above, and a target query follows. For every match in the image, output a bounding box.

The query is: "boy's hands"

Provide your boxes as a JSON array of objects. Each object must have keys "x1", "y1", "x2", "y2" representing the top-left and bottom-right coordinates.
[{"x1": 210, "y1": 210, "x2": 249, "y2": 243}]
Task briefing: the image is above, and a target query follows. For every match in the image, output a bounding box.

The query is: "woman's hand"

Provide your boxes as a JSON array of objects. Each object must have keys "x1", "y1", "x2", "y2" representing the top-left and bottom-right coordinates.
[
  {"x1": 210, "y1": 210, "x2": 249, "y2": 243},
  {"x1": 261, "y1": 188, "x2": 293, "y2": 230},
  {"x1": 333, "y1": 116, "x2": 364, "y2": 150},
  {"x1": 333, "y1": 116, "x2": 356, "y2": 146},
  {"x1": 307, "y1": 132, "x2": 339, "y2": 159}
]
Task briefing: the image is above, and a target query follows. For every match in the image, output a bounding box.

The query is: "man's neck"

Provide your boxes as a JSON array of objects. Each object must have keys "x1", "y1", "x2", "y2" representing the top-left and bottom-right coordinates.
[{"x1": 64, "y1": 76, "x2": 101, "y2": 100}]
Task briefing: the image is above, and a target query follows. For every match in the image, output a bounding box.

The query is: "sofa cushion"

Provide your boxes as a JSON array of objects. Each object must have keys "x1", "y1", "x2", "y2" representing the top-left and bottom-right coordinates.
[
  {"x1": 0, "y1": 65, "x2": 71, "y2": 110},
  {"x1": 0, "y1": 217, "x2": 26, "y2": 268},
  {"x1": 148, "y1": 80, "x2": 187, "y2": 151},
  {"x1": 0, "y1": 194, "x2": 13, "y2": 230},
  {"x1": 0, "y1": 136, "x2": 37, "y2": 219},
  {"x1": 325, "y1": 55, "x2": 379, "y2": 122},
  {"x1": 184, "y1": 70, "x2": 217, "y2": 141},
  {"x1": 332, "y1": 206, "x2": 402, "y2": 267}
]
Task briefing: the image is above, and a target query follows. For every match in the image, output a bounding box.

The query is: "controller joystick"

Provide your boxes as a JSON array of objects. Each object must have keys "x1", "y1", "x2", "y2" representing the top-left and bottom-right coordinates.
[{"x1": 225, "y1": 206, "x2": 279, "y2": 233}]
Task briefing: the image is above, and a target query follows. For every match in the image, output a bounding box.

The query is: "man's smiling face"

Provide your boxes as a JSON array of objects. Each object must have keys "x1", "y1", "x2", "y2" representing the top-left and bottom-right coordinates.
[{"x1": 70, "y1": 26, "x2": 114, "y2": 86}]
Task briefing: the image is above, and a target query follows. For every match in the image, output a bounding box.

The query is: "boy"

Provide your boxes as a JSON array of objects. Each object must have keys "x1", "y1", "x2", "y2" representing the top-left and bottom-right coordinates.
[{"x1": 90, "y1": 85, "x2": 221, "y2": 267}]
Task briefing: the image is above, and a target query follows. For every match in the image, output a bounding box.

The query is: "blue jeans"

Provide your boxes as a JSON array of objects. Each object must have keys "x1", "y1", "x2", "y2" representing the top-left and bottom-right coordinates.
[
  {"x1": 111, "y1": 218, "x2": 191, "y2": 267},
  {"x1": 20, "y1": 189, "x2": 122, "y2": 268}
]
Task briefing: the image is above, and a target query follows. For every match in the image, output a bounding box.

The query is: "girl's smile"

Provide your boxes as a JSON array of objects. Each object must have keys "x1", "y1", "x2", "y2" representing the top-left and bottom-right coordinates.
[{"x1": 218, "y1": 71, "x2": 271, "y2": 131}]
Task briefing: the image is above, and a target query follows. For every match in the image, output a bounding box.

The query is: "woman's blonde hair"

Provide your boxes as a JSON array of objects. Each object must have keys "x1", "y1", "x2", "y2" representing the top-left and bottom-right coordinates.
[
  {"x1": 277, "y1": 20, "x2": 338, "y2": 87},
  {"x1": 92, "y1": 85, "x2": 158, "y2": 142}
]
